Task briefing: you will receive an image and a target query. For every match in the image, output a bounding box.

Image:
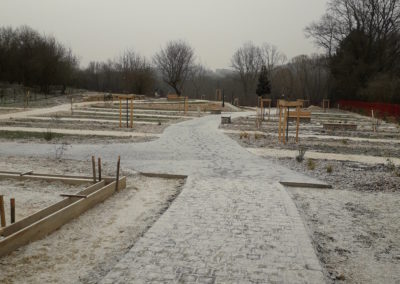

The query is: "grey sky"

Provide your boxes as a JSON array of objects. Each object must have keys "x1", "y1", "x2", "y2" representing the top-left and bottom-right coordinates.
[{"x1": 1, "y1": 0, "x2": 328, "y2": 70}]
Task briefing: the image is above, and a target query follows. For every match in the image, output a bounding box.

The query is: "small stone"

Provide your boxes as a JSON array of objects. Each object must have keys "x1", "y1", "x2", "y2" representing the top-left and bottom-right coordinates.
[{"x1": 336, "y1": 273, "x2": 346, "y2": 280}]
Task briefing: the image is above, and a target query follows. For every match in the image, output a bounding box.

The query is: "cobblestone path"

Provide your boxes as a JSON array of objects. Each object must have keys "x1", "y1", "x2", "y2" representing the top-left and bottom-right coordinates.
[{"x1": 0, "y1": 113, "x2": 326, "y2": 283}]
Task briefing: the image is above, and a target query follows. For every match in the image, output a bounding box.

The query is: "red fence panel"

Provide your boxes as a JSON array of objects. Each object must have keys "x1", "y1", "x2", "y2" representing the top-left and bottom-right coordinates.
[{"x1": 337, "y1": 100, "x2": 400, "y2": 119}]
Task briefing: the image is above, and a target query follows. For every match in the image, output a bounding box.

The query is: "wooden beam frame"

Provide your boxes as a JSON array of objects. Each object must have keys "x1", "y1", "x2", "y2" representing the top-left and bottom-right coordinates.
[
  {"x1": 259, "y1": 98, "x2": 271, "y2": 121},
  {"x1": 0, "y1": 171, "x2": 118, "y2": 185},
  {"x1": 277, "y1": 100, "x2": 303, "y2": 144},
  {"x1": 280, "y1": 181, "x2": 332, "y2": 189},
  {"x1": 112, "y1": 95, "x2": 137, "y2": 128},
  {"x1": 0, "y1": 177, "x2": 126, "y2": 257}
]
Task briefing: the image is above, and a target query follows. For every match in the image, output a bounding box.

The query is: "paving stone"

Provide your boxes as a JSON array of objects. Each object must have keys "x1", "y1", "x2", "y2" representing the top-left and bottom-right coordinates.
[{"x1": 1, "y1": 112, "x2": 326, "y2": 283}]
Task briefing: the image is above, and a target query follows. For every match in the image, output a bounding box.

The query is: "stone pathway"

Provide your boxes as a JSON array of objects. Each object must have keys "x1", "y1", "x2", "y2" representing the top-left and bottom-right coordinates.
[{"x1": 0, "y1": 113, "x2": 326, "y2": 283}]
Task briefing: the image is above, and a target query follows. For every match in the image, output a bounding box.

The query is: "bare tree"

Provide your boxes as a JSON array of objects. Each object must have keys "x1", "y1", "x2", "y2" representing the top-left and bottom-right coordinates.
[
  {"x1": 153, "y1": 40, "x2": 195, "y2": 96},
  {"x1": 118, "y1": 50, "x2": 154, "y2": 94},
  {"x1": 260, "y1": 43, "x2": 287, "y2": 73},
  {"x1": 305, "y1": 0, "x2": 400, "y2": 56},
  {"x1": 186, "y1": 64, "x2": 208, "y2": 99},
  {"x1": 231, "y1": 42, "x2": 263, "y2": 102}
]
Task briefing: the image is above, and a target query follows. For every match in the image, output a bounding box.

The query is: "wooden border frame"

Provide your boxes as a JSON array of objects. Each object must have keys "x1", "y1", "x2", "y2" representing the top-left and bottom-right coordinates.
[
  {"x1": 278, "y1": 100, "x2": 303, "y2": 144},
  {"x1": 0, "y1": 171, "x2": 117, "y2": 185},
  {"x1": 259, "y1": 98, "x2": 271, "y2": 121},
  {"x1": 0, "y1": 172, "x2": 126, "y2": 257}
]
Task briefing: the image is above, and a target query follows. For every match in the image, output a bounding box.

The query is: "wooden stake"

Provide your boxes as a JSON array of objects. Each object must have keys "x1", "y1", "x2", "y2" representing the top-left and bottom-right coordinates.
[
  {"x1": 98, "y1": 157, "x2": 102, "y2": 181},
  {"x1": 115, "y1": 156, "x2": 121, "y2": 192},
  {"x1": 119, "y1": 98, "x2": 122, "y2": 128},
  {"x1": 0, "y1": 196, "x2": 6, "y2": 227},
  {"x1": 184, "y1": 97, "x2": 188, "y2": 114},
  {"x1": 282, "y1": 107, "x2": 287, "y2": 144},
  {"x1": 130, "y1": 98, "x2": 133, "y2": 128},
  {"x1": 91, "y1": 156, "x2": 97, "y2": 182},
  {"x1": 296, "y1": 105, "x2": 300, "y2": 143},
  {"x1": 10, "y1": 198, "x2": 15, "y2": 224},
  {"x1": 278, "y1": 103, "x2": 282, "y2": 142}
]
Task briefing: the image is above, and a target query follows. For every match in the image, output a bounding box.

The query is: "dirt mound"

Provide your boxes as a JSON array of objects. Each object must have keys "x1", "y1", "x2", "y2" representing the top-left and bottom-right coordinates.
[{"x1": 307, "y1": 105, "x2": 323, "y2": 111}]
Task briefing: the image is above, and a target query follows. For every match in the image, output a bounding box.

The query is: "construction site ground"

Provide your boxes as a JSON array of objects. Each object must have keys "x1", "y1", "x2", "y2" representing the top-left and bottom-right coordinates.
[
  {"x1": 0, "y1": 97, "x2": 399, "y2": 283},
  {"x1": 220, "y1": 106, "x2": 400, "y2": 282}
]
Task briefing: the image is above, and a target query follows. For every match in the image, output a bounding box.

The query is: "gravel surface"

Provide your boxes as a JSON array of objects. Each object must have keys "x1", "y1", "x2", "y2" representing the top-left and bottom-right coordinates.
[{"x1": 288, "y1": 187, "x2": 400, "y2": 283}]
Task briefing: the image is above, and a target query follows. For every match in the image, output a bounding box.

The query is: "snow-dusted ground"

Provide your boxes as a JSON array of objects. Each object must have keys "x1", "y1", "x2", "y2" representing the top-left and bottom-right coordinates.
[
  {"x1": 1, "y1": 112, "x2": 327, "y2": 283},
  {"x1": 0, "y1": 158, "x2": 184, "y2": 284}
]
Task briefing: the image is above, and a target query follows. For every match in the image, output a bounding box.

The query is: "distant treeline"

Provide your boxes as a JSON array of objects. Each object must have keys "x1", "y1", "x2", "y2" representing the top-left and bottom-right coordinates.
[
  {"x1": 0, "y1": 26, "x2": 77, "y2": 94},
  {"x1": 2, "y1": 0, "x2": 400, "y2": 107}
]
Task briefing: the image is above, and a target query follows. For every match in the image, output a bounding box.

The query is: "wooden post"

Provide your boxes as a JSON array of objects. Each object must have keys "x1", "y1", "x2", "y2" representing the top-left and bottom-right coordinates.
[
  {"x1": 296, "y1": 105, "x2": 300, "y2": 143},
  {"x1": 282, "y1": 107, "x2": 287, "y2": 144},
  {"x1": 268, "y1": 100, "x2": 271, "y2": 121},
  {"x1": 115, "y1": 156, "x2": 121, "y2": 192},
  {"x1": 261, "y1": 100, "x2": 264, "y2": 121},
  {"x1": 130, "y1": 98, "x2": 133, "y2": 128},
  {"x1": 184, "y1": 97, "x2": 188, "y2": 114},
  {"x1": 278, "y1": 102, "x2": 282, "y2": 142},
  {"x1": 126, "y1": 98, "x2": 128, "y2": 128},
  {"x1": 91, "y1": 156, "x2": 97, "y2": 182},
  {"x1": 98, "y1": 157, "x2": 102, "y2": 181},
  {"x1": 10, "y1": 198, "x2": 15, "y2": 224},
  {"x1": 0, "y1": 195, "x2": 6, "y2": 227},
  {"x1": 372, "y1": 109, "x2": 376, "y2": 132},
  {"x1": 119, "y1": 98, "x2": 122, "y2": 128}
]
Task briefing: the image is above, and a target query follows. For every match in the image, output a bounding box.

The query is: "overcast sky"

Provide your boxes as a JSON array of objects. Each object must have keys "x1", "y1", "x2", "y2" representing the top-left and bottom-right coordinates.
[{"x1": 1, "y1": 0, "x2": 328, "y2": 70}]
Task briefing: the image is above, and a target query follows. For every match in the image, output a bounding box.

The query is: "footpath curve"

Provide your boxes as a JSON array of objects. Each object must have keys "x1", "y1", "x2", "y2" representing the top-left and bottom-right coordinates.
[{"x1": 0, "y1": 113, "x2": 326, "y2": 283}]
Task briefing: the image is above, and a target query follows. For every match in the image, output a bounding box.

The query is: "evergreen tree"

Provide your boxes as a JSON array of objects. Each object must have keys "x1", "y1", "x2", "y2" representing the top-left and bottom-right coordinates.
[{"x1": 256, "y1": 65, "x2": 271, "y2": 97}]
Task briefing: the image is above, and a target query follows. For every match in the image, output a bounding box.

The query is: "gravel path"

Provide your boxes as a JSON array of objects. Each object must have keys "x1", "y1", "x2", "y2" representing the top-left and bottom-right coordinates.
[{"x1": 0, "y1": 112, "x2": 326, "y2": 283}]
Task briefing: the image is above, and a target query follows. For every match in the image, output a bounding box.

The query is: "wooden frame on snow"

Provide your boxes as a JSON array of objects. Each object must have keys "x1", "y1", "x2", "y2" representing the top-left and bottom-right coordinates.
[{"x1": 0, "y1": 171, "x2": 126, "y2": 258}]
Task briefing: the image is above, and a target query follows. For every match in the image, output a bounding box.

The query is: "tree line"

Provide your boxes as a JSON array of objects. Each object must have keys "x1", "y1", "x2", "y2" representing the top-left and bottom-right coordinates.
[
  {"x1": 2, "y1": 0, "x2": 399, "y2": 107},
  {"x1": 0, "y1": 26, "x2": 78, "y2": 94},
  {"x1": 306, "y1": 0, "x2": 400, "y2": 104}
]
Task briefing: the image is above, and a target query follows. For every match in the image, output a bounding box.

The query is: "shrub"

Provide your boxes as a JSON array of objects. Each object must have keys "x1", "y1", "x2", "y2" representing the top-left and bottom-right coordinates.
[
  {"x1": 43, "y1": 129, "x2": 53, "y2": 141},
  {"x1": 326, "y1": 164, "x2": 333, "y2": 173},
  {"x1": 307, "y1": 159, "x2": 316, "y2": 170},
  {"x1": 296, "y1": 147, "x2": 307, "y2": 162},
  {"x1": 386, "y1": 159, "x2": 396, "y2": 171},
  {"x1": 239, "y1": 132, "x2": 249, "y2": 139},
  {"x1": 254, "y1": 133, "x2": 265, "y2": 140}
]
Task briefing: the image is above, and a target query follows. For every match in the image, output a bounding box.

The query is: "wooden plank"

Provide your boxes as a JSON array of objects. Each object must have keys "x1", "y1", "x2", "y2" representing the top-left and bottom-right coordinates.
[
  {"x1": 0, "y1": 171, "x2": 20, "y2": 175},
  {"x1": 288, "y1": 111, "x2": 311, "y2": 117},
  {"x1": 279, "y1": 101, "x2": 303, "y2": 107},
  {"x1": 0, "y1": 181, "x2": 106, "y2": 237},
  {"x1": 280, "y1": 181, "x2": 332, "y2": 189},
  {"x1": 140, "y1": 172, "x2": 187, "y2": 180},
  {"x1": 60, "y1": 194, "x2": 87, "y2": 198},
  {"x1": 0, "y1": 177, "x2": 126, "y2": 258},
  {"x1": 0, "y1": 171, "x2": 94, "y2": 180},
  {"x1": 0, "y1": 174, "x2": 93, "y2": 185}
]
